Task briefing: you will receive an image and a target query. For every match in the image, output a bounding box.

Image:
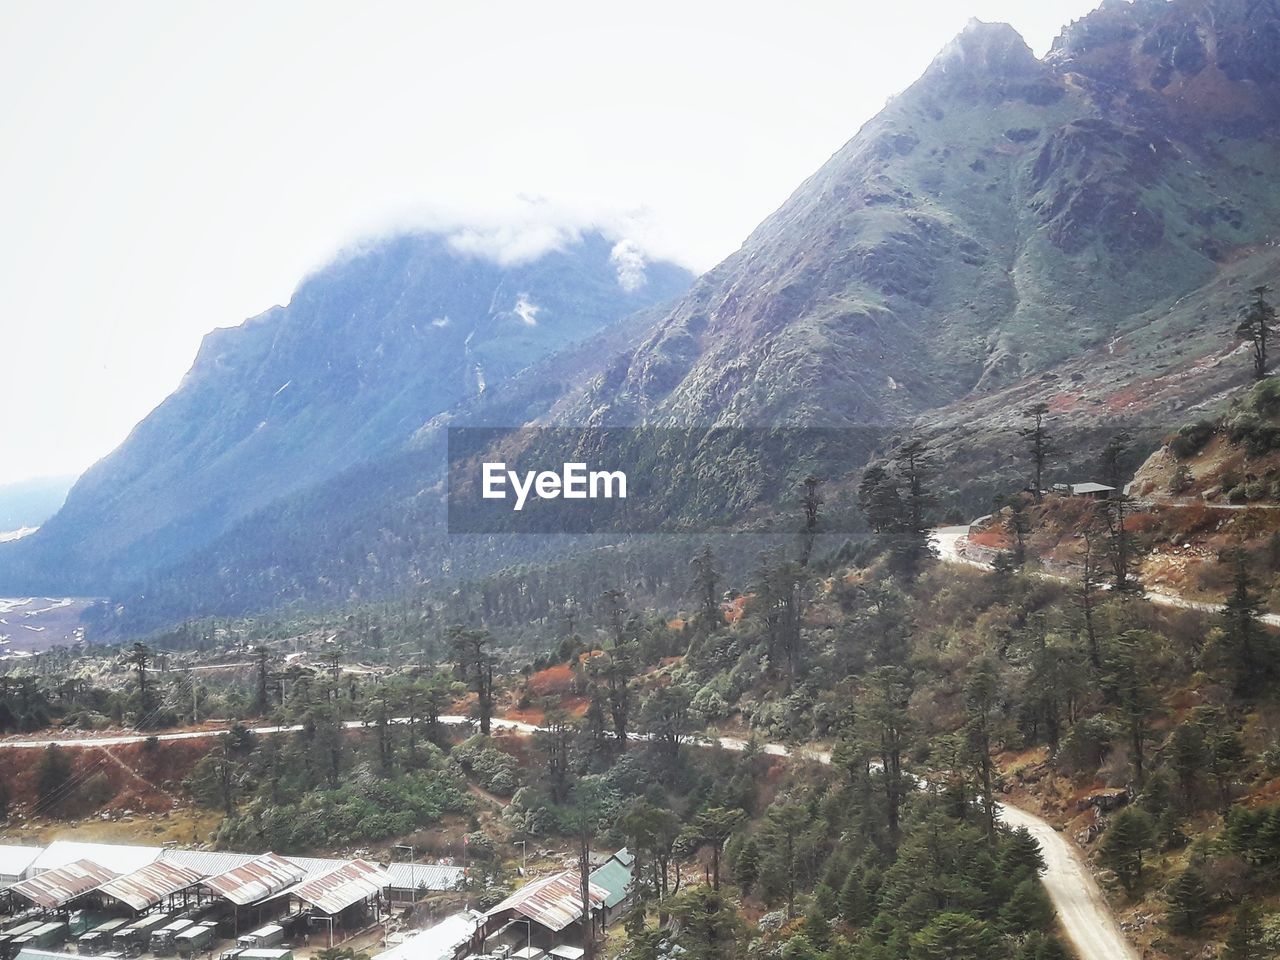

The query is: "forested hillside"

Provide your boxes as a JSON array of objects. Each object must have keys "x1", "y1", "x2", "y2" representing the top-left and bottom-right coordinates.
[{"x1": 10, "y1": 406, "x2": 1280, "y2": 957}]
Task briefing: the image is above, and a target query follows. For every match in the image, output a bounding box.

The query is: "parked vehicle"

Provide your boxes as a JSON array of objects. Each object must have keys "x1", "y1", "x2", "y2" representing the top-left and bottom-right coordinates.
[
  {"x1": 0, "y1": 921, "x2": 44, "y2": 960},
  {"x1": 235, "y1": 925, "x2": 283, "y2": 950},
  {"x1": 275, "y1": 912, "x2": 304, "y2": 941},
  {"x1": 13, "y1": 921, "x2": 68, "y2": 951},
  {"x1": 175, "y1": 922, "x2": 217, "y2": 958},
  {"x1": 151, "y1": 918, "x2": 196, "y2": 956},
  {"x1": 114, "y1": 912, "x2": 173, "y2": 957},
  {"x1": 79, "y1": 919, "x2": 130, "y2": 955},
  {"x1": 237, "y1": 949, "x2": 292, "y2": 960}
]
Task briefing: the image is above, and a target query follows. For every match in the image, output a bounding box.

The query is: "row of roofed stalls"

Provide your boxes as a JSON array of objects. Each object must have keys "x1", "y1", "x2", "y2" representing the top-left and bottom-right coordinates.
[
  {"x1": 373, "y1": 850, "x2": 635, "y2": 960},
  {"x1": 0, "y1": 842, "x2": 464, "y2": 960}
]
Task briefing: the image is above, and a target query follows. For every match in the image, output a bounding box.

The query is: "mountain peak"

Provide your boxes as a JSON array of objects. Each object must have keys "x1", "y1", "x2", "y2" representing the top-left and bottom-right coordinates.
[{"x1": 925, "y1": 18, "x2": 1039, "y2": 83}]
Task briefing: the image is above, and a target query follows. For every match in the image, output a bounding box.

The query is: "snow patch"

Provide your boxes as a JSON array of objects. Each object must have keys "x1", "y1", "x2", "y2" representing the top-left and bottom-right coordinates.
[
  {"x1": 22, "y1": 598, "x2": 72, "y2": 617},
  {"x1": 431, "y1": 316, "x2": 451, "y2": 328},
  {"x1": 514, "y1": 294, "x2": 541, "y2": 326},
  {"x1": 0, "y1": 526, "x2": 38, "y2": 543},
  {"x1": 272, "y1": 380, "x2": 292, "y2": 397}
]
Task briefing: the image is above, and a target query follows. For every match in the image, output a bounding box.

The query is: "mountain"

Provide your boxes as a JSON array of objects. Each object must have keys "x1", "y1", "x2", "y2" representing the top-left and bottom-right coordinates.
[
  {"x1": 26, "y1": 0, "x2": 1280, "y2": 627},
  {"x1": 0, "y1": 230, "x2": 692, "y2": 593},
  {"x1": 564, "y1": 0, "x2": 1280, "y2": 468}
]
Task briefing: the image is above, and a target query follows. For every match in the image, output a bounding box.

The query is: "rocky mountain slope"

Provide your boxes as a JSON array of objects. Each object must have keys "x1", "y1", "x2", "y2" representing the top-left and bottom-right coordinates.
[
  {"x1": 19, "y1": 0, "x2": 1280, "y2": 626},
  {"x1": 565, "y1": 1, "x2": 1280, "y2": 467},
  {"x1": 0, "y1": 231, "x2": 691, "y2": 593}
]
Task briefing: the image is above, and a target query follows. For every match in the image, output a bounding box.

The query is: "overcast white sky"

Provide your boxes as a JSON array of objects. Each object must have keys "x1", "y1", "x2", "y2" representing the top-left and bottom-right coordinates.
[{"x1": 0, "y1": 0, "x2": 1104, "y2": 486}]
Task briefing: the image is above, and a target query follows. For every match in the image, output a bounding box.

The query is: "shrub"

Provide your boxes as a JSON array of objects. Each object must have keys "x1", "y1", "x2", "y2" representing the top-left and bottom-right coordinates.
[
  {"x1": 450, "y1": 736, "x2": 521, "y2": 796},
  {"x1": 1170, "y1": 420, "x2": 1216, "y2": 458},
  {"x1": 1058, "y1": 716, "x2": 1115, "y2": 774}
]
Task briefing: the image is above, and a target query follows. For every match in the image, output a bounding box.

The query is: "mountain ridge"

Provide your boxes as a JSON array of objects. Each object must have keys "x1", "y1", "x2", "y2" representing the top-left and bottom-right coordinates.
[
  {"x1": 0, "y1": 229, "x2": 692, "y2": 593},
  {"x1": 19, "y1": 0, "x2": 1280, "y2": 626}
]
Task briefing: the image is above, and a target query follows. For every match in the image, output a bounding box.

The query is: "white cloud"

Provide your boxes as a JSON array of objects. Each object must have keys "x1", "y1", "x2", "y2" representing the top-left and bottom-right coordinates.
[
  {"x1": 334, "y1": 194, "x2": 677, "y2": 270},
  {"x1": 609, "y1": 239, "x2": 648, "y2": 292}
]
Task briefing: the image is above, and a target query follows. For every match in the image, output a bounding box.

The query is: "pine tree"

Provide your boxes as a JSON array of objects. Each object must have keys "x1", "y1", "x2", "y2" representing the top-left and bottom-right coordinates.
[
  {"x1": 964, "y1": 659, "x2": 1000, "y2": 840},
  {"x1": 1215, "y1": 546, "x2": 1272, "y2": 697},
  {"x1": 805, "y1": 889, "x2": 833, "y2": 947},
  {"x1": 1165, "y1": 866, "x2": 1210, "y2": 934},
  {"x1": 1235, "y1": 284, "x2": 1278, "y2": 381},
  {"x1": 1099, "y1": 433, "x2": 1140, "y2": 593},
  {"x1": 733, "y1": 836, "x2": 760, "y2": 891},
  {"x1": 1104, "y1": 631, "x2": 1160, "y2": 785},
  {"x1": 1223, "y1": 900, "x2": 1264, "y2": 960},
  {"x1": 798, "y1": 475, "x2": 824, "y2": 568},
  {"x1": 1099, "y1": 808, "x2": 1156, "y2": 893},
  {"x1": 690, "y1": 545, "x2": 721, "y2": 630},
  {"x1": 1000, "y1": 879, "x2": 1054, "y2": 934},
  {"x1": 909, "y1": 912, "x2": 999, "y2": 960},
  {"x1": 999, "y1": 827, "x2": 1046, "y2": 879},
  {"x1": 692, "y1": 807, "x2": 746, "y2": 890},
  {"x1": 839, "y1": 867, "x2": 871, "y2": 926},
  {"x1": 1021, "y1": 402, "x2": 1054, "y2": 499},
  {"x1": 892, "y1": 437, "x2": 936, "y2": 583},
  {"x1": 253, "y1": 646, "x2": 271, "y2": 716},
  {"x1": 35, "y1": 743, "x2": 72, "y2": 812},
  {"x1": 1014, "y1": 934, "x2": 1070, "y2": 960}
]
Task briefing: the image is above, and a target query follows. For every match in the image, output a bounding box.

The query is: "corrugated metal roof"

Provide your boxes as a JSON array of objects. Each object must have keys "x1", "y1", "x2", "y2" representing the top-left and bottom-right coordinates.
[
  {"x1": 0, "y1": 845, "x2": 42, "y2": 883},
  {"x1": 485, "y1": 870, "x2": 608, "y2": 933},
  {"x1": 9, "y1": 859, "x2": 119, "y2": 909},
  {"x1": 29, "y1": 841, "x2": 162, "y2": 875},
  {"x1": 96, "y1": 860, "x2": 206, "y2": 912},
  {"x1": 291, "y1": 859, "x2": 389, "y2": 915},
  {"x1": 203, "y1": 853, "x2": 305, "y2": 907},
  {"x1": 275, "y1": 855, "x2": 351, "y2": 883},
  {"x1": 383, "y1": 862, "x2": 464, "y2": 893},
  {"x1": 161, "y1": 850, "x2": 260, "y2": 877},
  {"x1": 372, "y1": 911, "x2": 483, "y2": 960}
]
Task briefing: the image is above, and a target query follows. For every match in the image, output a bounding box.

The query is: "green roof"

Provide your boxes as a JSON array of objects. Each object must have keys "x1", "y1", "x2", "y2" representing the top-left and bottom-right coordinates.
[{"x1": 588, "y1": 853, "x2": 633, "y2": 909}]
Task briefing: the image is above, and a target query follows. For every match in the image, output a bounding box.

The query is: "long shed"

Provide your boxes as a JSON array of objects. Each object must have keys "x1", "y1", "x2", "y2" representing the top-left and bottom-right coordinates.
[{"x1": 7, "y1": 860, "x2": 118, "y2": 910}]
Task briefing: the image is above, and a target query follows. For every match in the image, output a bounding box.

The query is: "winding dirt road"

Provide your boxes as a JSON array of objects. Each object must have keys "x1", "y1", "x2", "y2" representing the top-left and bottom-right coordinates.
[
  {"x1": 933, "y1": 523, "x2": 1280, "y2": 626},
  {"x1": 0, "y1": 713, "x2": 1136, "y2": 959}
]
